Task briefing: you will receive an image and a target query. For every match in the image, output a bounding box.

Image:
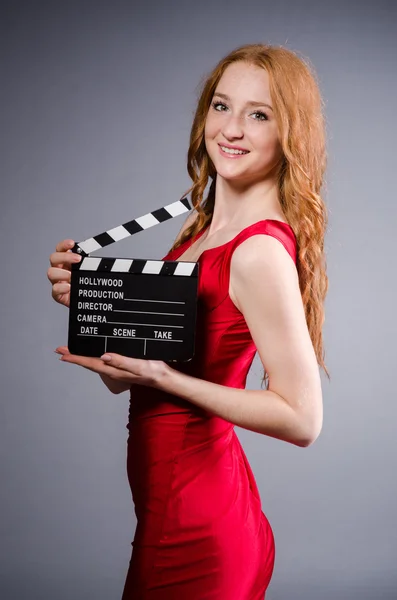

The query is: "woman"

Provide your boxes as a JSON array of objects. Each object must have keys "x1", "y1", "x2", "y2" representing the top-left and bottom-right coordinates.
[{"x1": 48, "y1": 44, "x2": 329, "y2": 599}]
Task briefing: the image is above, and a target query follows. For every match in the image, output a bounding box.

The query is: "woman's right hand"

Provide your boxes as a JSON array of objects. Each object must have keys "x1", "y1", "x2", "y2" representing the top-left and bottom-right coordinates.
[
  {"x1": 47, "y1": 239, "x2": 82, "y2": 308},
  {"x1": 48, "y1": 240, "x2": 130, "y2": 395}
]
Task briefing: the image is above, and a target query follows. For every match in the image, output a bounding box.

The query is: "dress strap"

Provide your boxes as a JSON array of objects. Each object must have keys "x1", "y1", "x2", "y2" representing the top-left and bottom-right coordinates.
[
  {"x1": 213, "y1": 220, "x2": 298, "y2": 311},
  {"x1": 226, "y1": 219, "x2": 297, "y2": 264}
]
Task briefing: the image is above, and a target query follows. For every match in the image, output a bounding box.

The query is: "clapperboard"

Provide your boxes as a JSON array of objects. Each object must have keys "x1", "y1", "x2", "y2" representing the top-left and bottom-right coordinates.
[{"x1": 68, "y1": 197, "x2": 199, "y2": 362}]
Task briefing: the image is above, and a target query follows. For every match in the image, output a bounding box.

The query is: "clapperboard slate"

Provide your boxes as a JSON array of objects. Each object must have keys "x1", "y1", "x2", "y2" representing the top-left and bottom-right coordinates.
[{"x1": 68, "y1": 197, "x2": 199, "y2": 362}]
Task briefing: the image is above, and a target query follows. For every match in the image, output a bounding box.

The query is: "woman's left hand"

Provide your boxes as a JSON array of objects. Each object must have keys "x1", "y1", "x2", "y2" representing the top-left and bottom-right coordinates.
[{"x1": 55, "y1": 346, "x2": 171, "y2": 389}]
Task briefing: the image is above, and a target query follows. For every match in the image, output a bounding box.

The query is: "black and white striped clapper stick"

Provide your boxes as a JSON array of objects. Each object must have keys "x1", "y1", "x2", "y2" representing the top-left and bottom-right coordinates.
[{"x1": 68, "y1": 197, "x2": 199, "y2": 362}]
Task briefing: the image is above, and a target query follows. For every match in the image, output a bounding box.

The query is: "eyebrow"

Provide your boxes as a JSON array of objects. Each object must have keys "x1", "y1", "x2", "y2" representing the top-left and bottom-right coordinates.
[{"x1": 213, "y1": 92, "x2": 273, "y2": 112}]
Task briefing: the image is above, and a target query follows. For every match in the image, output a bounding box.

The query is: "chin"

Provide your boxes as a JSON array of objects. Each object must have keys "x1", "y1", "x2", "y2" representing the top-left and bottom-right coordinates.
[
  {"x1": 217, "y1": 170, "x2": 249, "y2": 182},
  {"x1": 212, "y1": 162, "x2": 254, "y2": 181}
]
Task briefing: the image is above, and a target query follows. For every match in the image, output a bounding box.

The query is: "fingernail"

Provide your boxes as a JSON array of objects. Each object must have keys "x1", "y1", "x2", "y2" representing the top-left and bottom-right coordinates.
[
  {"x1": 54, "y1": 349, "x2": 61, "y2": 354},
  {"x1": 101, "y1": 354, "x2": 112, "y2": 361}
]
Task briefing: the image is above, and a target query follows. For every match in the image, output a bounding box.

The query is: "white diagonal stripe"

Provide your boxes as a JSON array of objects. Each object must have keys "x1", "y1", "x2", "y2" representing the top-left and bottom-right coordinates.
[
  {"x1": 164, "y1": 200, "x2": 190, "y2": 217},
  {"x1": 142, "y1": 260, "x2": 164, "y2": 274},
  {"x1": 111, "y1": 259, "x2": 133, "y2": 272},
  {"x1": 80, "y1": 257, "x2": 102, "y2": 270},
  {"x1": 78, "y1": 238, "x2": 102, "y2": 254},
  {"x1": 135, "y1": 213, "x2": 160, "y2": 229},
  {"x1": 107, "y1": 225, "x2": 131, "y2": 242},
  {"x1": 174, "y1": 262, "x2": 196, "y2": 276}
]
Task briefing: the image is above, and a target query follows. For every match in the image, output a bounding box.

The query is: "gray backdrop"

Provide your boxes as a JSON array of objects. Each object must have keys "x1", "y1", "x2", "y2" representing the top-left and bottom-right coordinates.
[{"x1": 1, "y1": 0, "x2": 396, "y2": 598}]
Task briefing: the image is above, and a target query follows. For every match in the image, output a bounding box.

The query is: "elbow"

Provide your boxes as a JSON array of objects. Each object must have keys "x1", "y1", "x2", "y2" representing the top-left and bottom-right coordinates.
[
  {"x1": 297, "y1": 411, "x2": 323, "y2": 448},
  {"x1": 109, "y1": 382, "x2": 131, "y2": 395},
  {"x1": 296, "y1": 418, "x2": 323, "y2": 448},
  {"x1": 114, "y1": 385, "x2": 131, "y2": 395},
  {"x1": 296, "y1": 397, "x2": 323, "y2": 447},
  {"x1": 298, "y1": 432, "x2": 320, "y2": 447}
]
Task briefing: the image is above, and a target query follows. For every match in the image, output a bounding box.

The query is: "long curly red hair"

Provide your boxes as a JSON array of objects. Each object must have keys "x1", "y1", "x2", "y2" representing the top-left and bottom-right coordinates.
[{"x1": 169, "y1": 43, "x2": 330, "y2": 385}]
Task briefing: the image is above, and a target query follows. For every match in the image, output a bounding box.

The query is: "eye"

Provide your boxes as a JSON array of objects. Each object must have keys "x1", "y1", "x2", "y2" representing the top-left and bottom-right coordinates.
[
  {"x1": 210, "y1": 101, "x2": 269, "y2": 122},
  {"x1": 251, "y1": 111, "x2": 269, "y2": 122},
  {"x1": 211, "y1": 101, "x2": 228, "y2": 112}
]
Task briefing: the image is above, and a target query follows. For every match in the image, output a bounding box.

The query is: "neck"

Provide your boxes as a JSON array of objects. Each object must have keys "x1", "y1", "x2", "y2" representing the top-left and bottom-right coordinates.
[{"x1": 209, "y1": 175, "x2": 283, "y2": 233}]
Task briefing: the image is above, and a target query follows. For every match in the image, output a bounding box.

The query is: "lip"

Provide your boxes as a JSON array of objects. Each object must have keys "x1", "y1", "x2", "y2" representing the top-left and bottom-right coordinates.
[
  {"x1": 218, "y1": 142, "x2": 249, "y2": 152},
  {"x1": 218, "y1": 143, "x2": 250, "y2": 159}
]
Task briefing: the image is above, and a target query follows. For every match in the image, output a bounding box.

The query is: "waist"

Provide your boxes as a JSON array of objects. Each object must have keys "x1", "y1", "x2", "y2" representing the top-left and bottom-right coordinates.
[{"x1": 127, "y1": 396, "x2": 233, "y2": 457}]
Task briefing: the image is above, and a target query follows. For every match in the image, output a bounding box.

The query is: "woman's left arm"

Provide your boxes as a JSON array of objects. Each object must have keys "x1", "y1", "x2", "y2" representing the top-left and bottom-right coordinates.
[{"x1": 158, "y1": 234, "x2": 323, "y2": 447}]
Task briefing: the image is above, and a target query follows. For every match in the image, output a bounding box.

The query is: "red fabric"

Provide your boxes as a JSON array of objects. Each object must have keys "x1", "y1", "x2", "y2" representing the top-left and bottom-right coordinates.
[{"x1": 122, "y1": 220, "x2": 297, "y2": 599}]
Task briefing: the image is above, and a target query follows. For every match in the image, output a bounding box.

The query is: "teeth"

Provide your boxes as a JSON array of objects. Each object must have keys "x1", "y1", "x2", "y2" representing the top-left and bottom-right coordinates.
[{"x1": 220, "y1": 145, "x2": 248, "y2": 155}]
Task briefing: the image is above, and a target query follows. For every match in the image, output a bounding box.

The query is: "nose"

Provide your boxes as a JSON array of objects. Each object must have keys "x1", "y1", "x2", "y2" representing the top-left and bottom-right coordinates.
[{"x1": 221, "y1": 113, "x2": 244, "y2": 140}]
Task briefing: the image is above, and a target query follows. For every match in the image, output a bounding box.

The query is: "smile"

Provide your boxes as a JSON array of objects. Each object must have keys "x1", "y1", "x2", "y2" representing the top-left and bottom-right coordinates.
[{"x1": 219, "y1": 145, "x2": 250, "y2": 157}]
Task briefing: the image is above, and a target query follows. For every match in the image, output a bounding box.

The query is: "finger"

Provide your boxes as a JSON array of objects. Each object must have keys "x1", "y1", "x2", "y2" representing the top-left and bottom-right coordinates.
[
  {"x1": 61, "y1": 356, "x2": 106, "y2": 374},
  {"x1": 47, "y1": 266, "x2": 72, "y2": 284},
  {"x1": 49, "y1": 251, "x2": 82, "y2": 268},
  {"x1": 100, "y1": 353, "x2": 144, "y2": 374},
  {"x1": 55, "y1": 346, "x2": 70, "y2": 355},
  {"x1": 51, "y1": 283, "x2": 71, "y2": 299},
  {"x1": 59, "y1": 352, "x2": 104, "y2": 370},
  {"x1": 59, "y1": 352, "x2": 136, "y2": 380},
  {"x1": 55, "y1": 239, "x2": 76, "y2": 253}
]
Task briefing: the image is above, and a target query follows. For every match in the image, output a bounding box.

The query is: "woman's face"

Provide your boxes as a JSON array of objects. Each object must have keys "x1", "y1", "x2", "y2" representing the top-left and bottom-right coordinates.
[{"x1": 204, "y1": 61, "x2": 283, "y2": 185}]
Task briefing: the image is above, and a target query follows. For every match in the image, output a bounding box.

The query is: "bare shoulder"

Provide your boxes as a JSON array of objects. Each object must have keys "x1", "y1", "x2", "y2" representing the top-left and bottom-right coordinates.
[
  {"x1": 230, "y1": 233, "x2": 298, "y2": 310},
  {"x1": 229, "y1": 233, "x2": 298, "y2": 321}
]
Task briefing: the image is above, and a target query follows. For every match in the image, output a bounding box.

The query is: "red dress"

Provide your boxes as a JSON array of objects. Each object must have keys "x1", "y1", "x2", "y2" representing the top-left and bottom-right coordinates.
[{"x1": 122, "y1": 219, "x2": 297, "y2": 599}]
